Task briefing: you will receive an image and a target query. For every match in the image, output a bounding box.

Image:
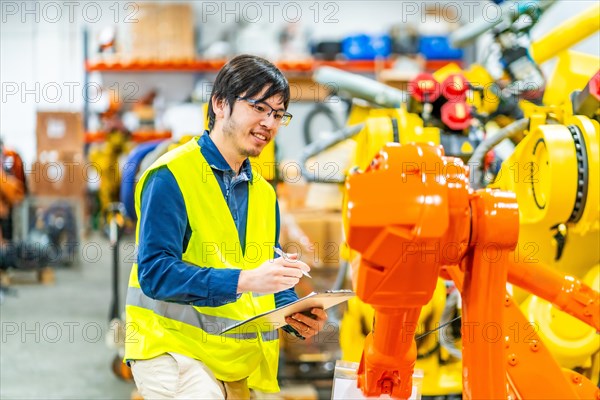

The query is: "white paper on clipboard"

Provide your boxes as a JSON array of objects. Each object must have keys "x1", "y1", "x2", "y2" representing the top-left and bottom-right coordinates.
[{"x1": 219, "y1": 290, "x2": 355, "y2": 335}]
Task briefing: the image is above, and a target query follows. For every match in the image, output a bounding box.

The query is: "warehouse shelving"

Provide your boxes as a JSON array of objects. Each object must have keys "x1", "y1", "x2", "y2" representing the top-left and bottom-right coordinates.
[
  {"x1": 85, "y1": 58, "x2": 396, "y2": 74},
  {"x1": 83, "y1": 55, "x2": 396, "y2": 133},
  {"x1": 85, "y1": 130, "x2": 172, "y2": 144}
]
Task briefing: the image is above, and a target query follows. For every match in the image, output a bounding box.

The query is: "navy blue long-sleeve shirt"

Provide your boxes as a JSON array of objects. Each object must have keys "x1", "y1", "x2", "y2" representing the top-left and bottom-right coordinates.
[{"x1": 136, "y1": 133, "x2": 298, "y2": 309}]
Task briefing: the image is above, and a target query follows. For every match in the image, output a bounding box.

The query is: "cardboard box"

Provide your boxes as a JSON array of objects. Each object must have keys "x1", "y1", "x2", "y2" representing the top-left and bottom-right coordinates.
[
  {"x1": 278, "y1": 180, "x2": 344, "y2": 213},
  {"x1": 159, "y1": 4, "x2": 195, "y2": 60},
  {"x1": 28, "y1": 152, "x2": 87, "y2": 199},
  {"x1": 278, "y1": 384, "x2": 318, "y2": 400},
  {"x1": 287, "y1": 76, "x2": 331, "y2": 102},
  {"x1": 130, "y1": 3, "x2": 195, "y2": 60},
  {"x1": 277, "y1": 181, "x2": 308, "y2": 211},
  {"x1": 36, "y1": 112, "x2": 84, "y2": 157},
  {"x1": 305, "y1": 183, "x2": 343, "y2": 211},
  {"x1": 279, "y1": 209, "x2": 343, "y2": 269},
  {"x1": 130, "y1": 3, "x2": 159, "y2": 60}
]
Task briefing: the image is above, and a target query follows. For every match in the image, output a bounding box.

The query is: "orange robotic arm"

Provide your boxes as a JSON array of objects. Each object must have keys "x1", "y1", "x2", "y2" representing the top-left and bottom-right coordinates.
[
  {"x1": 508, "y1": 260, "x2": 599, "y2": 331},
  {"x1": 347, "y1": 144, "x2": 482, "y2": 398},
  {"x1": 345, "y1": 143, "x2": 599, "y2": 399}
]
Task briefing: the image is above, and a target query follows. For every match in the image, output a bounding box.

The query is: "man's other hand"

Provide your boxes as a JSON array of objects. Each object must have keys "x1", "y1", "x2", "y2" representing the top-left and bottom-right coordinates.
[{"x1": 285, "y1": 308, "x2": 328, "y2": 339}]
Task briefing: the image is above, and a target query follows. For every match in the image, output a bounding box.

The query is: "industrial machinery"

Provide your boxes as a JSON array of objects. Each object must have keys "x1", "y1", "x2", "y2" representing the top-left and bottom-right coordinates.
[
  {"x1": 303, "y1": 0, "x2": 559, "y2": 178},
  {"x1": 307, "y1": 1, "x2": 600, "y2": 393},
  {"x1": 344, "y1": 142, "x2": 599, "y2": 399},
  {"x1": 453, "y1": 0, "x2": 600, "y2": 383},
  {"x1": 87, "y1": 130, "x2": 132, "y2": 227},
  {"x1": 0, "y1": 143, "x2": 26, "y2": 300},
  {"x1": 0, "y1": 141, "x2": 26, "y2": 241},
  {"x1": 484, "y1": 71, "x2": 600, "y2": 383},
  {"x1": 337, "y1": 2, "x2": 600, "y2": 394},
  {"x1": 301, "y1": 69, "x2": 465, "y2": 397},
  {"x1": 340, "y1": 279, "x2": 462, "y2": 397}
]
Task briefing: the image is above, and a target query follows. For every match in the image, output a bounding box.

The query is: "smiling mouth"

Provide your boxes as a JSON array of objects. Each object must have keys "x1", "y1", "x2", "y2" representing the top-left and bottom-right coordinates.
[{"x1": 251, "y1": 132, "x2": 268, "y2": 141}]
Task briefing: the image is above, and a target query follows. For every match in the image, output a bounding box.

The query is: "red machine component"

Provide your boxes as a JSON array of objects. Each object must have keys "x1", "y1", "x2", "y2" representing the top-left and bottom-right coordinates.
[
  {"x1": 590, "y1": 70, "x2": 600, "y2": 100},
  {"x1": 573, "y1": 70, "x2": 600, "y2": 117},
  {"x1": 441, "y1": 101, "x2": 472, "y2": 131},
  {"x1": 409, "y1": 73, "x2": 441, "y2": 103},
  {"x1": 345, "y1": 143, "x2": 599, "y2": 399},
  {"x1": 441, "y1": 73, "x2": 469, "y2": 101}
]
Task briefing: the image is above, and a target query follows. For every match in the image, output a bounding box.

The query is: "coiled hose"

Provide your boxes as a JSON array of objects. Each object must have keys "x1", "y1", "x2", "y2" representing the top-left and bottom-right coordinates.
[{"x1": 468, "y1": 118, "x2": 529, "y2": 189}]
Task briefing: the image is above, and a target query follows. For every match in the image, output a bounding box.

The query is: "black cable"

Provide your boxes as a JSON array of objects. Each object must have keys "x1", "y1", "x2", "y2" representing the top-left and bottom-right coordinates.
[
  {"x1": 302, "y1": 103, "x2": 342, "y2": 146},
  {"x1": 415, "y1": 316, "x2": 462, "y2": 341}
]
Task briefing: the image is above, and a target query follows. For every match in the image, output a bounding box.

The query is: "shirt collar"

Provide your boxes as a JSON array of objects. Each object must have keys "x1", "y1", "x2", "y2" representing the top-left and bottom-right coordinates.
[{"x1": 198, "y1": 131, "x2": 253, "y2": 180}]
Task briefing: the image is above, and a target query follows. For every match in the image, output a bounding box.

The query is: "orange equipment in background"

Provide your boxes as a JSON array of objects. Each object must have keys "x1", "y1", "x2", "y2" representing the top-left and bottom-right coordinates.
[
  {"x1": 1, "y1": 148, "x2": 27, "y2": 192},
  {"x1": 0, "y1": 169, "x2": 24, "y2": 222},
  {"x1": 0, "y1": 144, "x2": 26, "y2": 239},
  {"x1": 345, "y1": 142, "x2": 599, "y2": 399}
]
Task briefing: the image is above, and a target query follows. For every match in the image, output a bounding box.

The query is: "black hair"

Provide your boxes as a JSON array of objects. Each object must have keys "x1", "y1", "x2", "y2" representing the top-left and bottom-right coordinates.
[{"x1": 207, "y1": 54, "x2": 290, "y2": 131}]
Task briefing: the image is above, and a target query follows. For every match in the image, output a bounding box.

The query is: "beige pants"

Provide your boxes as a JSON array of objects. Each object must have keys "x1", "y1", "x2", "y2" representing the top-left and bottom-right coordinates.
[{"x1": 131, "y1": 353, "x2": 251, "y2": 399}]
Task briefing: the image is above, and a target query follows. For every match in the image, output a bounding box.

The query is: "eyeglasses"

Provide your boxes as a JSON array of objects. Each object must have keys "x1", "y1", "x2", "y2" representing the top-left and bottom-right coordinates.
[{"x1": 236, "y1": 96, "x2": 293, "y2": 126}]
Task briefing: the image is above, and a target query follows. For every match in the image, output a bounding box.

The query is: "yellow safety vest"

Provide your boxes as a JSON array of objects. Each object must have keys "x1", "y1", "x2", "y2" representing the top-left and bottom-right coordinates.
[{"x1": 125, "y1": 138, "x2": 280, "y2": 392}]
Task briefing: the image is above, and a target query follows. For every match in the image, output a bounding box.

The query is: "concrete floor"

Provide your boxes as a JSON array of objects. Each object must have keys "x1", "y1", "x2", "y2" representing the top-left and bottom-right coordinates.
[
  {"x1": 0, "y1": 231, "x2": 342, "y2": 399},
  {"x1": 1, "y1": 233, "x2": 136, "y2": 399}
]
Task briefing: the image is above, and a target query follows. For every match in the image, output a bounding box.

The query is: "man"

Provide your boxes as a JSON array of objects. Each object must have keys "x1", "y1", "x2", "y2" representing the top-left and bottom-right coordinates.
[{"x1": 125, "y1": 55, "x2": 328, "y2": 399}]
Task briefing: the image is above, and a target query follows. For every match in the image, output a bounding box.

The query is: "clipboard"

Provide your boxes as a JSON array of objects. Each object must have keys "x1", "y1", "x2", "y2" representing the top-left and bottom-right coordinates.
[{"x1": 219, "y1": 290, "x2": 355, "y2": 334}]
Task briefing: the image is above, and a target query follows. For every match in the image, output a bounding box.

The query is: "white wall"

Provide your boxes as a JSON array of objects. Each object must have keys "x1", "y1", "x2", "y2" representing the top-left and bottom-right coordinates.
[
  {"x1": 1, "y1": 0, "x2": 599, "y2": 164},
  {"x1": 2, "y1": 0, "x2": 105, "y2": 163}
]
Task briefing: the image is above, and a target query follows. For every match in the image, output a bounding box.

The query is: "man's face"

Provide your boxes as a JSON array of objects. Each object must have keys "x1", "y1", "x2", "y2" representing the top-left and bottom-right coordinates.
[{"x1": 220, "y1": 87, "x2": 285, "y2": 160}]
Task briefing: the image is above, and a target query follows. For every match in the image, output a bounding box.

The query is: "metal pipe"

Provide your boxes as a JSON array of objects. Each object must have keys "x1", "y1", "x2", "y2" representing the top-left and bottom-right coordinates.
[
  {"x1": 300, "y1": 124, "x2": 364, "y2": 183},
  {"x1": 313, "y1": 67, "x2": 408, "y2": 108},
  {"x1": 468, "y1": 118, "x2": 529, "y2": 188},
  {"x1": 530, "y1": 2, "x2": 600, "y2": 64}
]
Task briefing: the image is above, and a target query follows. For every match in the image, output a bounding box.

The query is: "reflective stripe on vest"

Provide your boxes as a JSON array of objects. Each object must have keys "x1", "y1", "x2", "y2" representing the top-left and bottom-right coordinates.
[{"x1": 126, "y1": 287, "x2": 279, "y2": 342}]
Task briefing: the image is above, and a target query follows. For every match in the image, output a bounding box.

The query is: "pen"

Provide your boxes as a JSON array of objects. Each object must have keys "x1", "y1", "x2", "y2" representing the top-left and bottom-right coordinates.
[{"x1": 273, "y1": 246, "x2": 312, "y2": 278}]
